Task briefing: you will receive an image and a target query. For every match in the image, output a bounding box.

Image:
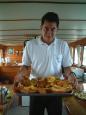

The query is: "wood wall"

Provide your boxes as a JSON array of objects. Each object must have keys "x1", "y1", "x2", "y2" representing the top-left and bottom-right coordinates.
[
  {"x1": 5, "y1": 45, "x2": 23, "y2": 64},
  {"x1": 0, "y1": 45, "x2": 24, "y2": 83},
  {"x1": 0, "y1": 66, "x2": 31, "y2": 83},
  {"x1": 69, "y1": 38, "x2": 86, "y2": 47}
]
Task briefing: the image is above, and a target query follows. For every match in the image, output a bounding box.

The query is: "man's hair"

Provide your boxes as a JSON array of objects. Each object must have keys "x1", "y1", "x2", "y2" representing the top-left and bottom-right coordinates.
[{"x1": 41, "y1": 12, "x2": 59, "y2": 27}]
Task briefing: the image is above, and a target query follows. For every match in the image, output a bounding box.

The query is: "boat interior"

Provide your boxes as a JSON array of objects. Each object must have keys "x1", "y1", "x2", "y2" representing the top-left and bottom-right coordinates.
[{"x1": 0, "y1": 0, "x2": 86, "y2": 115}]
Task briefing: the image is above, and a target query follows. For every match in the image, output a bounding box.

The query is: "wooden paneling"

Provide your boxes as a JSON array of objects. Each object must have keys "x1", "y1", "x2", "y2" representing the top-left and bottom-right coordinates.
[
  {"x1": 5, "y1": 45, "x2": 23, "y2": 64},
  {"x1": 0, "y1": 44, "x2": 5, "y2": 49},
  {"x1": 69, "y1": 38, "x2": 86, "y2": 47},
  {"x1": 0, "y1": 66, "x2": 20, "y2": 83},
  {"x1": 0, "y1": 45, "x2": 23, "y2": 64},
  {"x1": 0, "y1": 66, "x2": 31, "y2": 83}
]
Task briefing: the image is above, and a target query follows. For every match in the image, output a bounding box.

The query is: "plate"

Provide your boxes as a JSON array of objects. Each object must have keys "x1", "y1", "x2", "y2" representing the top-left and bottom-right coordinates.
[{"x1": 74, "y1": 91, "x2": 86, "y2": 100}]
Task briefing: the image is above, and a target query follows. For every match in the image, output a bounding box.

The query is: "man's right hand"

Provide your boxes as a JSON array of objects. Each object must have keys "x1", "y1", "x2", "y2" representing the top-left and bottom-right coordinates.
[{"x1": 14, "y1": 65, "x2": 30, "y2": 81}]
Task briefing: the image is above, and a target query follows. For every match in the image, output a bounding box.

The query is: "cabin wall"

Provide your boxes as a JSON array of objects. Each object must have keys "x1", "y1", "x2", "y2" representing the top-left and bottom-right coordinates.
[{"x1": 5, "y1": 45, "x2": 23, "y2": 64}]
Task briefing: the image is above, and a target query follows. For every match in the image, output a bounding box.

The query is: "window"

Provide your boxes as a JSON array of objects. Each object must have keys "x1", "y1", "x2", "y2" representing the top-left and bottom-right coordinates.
[
  {"x1": 74, "y1": 47, "x2": 78, "y2": 64},
  {"x1": 70, "y1": 47, "x2": 74, "y2": 59},
  {"x1": 82, "y1": 46, "x2": 86, "y2": 66},
  {"x1": 74, "y1": 46, "x2": 82, "y2": 66}
]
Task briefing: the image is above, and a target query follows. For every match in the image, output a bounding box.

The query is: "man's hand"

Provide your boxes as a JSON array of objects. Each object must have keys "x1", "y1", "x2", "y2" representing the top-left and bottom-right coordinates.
[
  {"x1": 68, "y1": 73, "x2": 78, "y2": 89},
  {"x1": 64, "y1": 67, "x2": 78, "y2": 89},
  {"x1": 14, "y1": 65, "x2": 30, "y2": 87}
]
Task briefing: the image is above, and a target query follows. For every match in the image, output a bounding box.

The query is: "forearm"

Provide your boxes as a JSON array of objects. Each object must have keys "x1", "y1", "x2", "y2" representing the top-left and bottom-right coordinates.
[
  {"x1": 14, "y1": 65, "x2": 31, "y2": 82},
  {"x1": 63, "y1": 66, "x2": 78, "y2": 87},
  {"x1": 63, "y1": 67, "x2": 72, "y2": 79},
  {"x1": 19, "y1": 65, "x2": 29, "y2": 73}
]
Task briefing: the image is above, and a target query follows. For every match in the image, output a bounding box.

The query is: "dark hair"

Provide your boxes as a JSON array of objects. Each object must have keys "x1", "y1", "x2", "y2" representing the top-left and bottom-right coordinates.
[
  {"x1": 24, "y1": 40, "x2": 29, "y2": 47},
  {"x1": 41, "y1": 12, "x2": 59, "y2": 27}
]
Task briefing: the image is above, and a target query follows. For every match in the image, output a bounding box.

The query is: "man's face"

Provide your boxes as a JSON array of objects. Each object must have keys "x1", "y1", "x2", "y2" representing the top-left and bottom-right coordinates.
[{"x1": 41, "y1": 20, "x2": 57, "y2": 43}]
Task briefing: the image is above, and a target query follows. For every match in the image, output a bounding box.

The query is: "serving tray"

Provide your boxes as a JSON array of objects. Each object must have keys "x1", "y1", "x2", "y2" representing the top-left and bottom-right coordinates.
[{"x1": 15, "y1": 91, "x2": 73, "y2": 97}]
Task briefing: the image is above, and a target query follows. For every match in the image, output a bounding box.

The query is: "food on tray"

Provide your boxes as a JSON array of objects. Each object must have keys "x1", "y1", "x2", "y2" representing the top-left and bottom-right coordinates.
[
  {"x1": 30, "y1": 79, "x2": 37, "y2": 86},
  {"x1": 21, "y1": 76, "x2": 31, "y2": 86},
  {"x1": 13, "y1": 82, "x2": 24, "y2": 92},
  {"x1": 46, "y1": 76, "x2": 57, "y2": 82},
  {"x1": 47, "y1": 86, "x2": 67, "y2": 93},
  {"x1": 14, "y1": 76, "x2": 73, "y2": 94},
  {"x1": 20, "y1": 85, "x2": 38, "y2": 93},
  {"x1": 37, "y1": 77, "x2": 46, "y2": 88}
]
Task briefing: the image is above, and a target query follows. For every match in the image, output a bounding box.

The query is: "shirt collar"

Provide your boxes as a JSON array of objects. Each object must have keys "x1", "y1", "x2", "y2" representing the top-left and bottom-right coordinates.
[{"x1": 37, "y1": 36, "x2": 56, "y2": 46}]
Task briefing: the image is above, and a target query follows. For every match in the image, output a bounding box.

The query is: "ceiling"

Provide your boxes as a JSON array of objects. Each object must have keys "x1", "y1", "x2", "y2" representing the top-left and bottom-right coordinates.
[{"x1": 0, "y1": 0, "x2": 86, "y2": 46}]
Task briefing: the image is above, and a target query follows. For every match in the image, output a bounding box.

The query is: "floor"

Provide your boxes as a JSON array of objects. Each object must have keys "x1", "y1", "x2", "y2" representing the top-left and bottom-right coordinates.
[
  {"x1": 6, "y1": 105, "x2": 68, "y2": 115},
  {"x1": 4, "y1": 94, "x2": 68, "y2": 115}
]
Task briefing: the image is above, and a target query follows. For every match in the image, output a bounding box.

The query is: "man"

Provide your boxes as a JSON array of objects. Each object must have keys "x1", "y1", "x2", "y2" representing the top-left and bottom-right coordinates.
[{"x1": 15, "y1": 12, "x2": 77, "y2": 115}]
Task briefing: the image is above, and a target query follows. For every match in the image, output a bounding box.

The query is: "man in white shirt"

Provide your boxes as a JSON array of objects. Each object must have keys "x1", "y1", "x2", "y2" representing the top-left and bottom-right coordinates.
[{"x1": 15, "y1": 12, "x2": 76, "y2": 115}]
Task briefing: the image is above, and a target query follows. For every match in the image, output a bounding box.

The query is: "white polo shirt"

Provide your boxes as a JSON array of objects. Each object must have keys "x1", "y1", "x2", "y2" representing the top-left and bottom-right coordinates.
[{"x1": 22, "y1": 36, "x2": 72, "y2": 78}]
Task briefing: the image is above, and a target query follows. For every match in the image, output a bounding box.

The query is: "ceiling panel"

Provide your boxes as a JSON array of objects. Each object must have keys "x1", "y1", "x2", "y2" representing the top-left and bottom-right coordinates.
[
  {"x1": 0, "y1": 0, "x2": 86, "y2": 2},
  {"x1": 0, "y1": 3, "x2": 86, "y2": 19},
  {"x1": 0, "y1": 1, "x2": 86, "y2": 45}
]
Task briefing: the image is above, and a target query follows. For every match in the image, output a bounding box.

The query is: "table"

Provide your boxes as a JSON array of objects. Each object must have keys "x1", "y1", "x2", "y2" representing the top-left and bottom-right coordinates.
[{"x1": 64, "y1": 96, "x2": 86, "y2": 115}]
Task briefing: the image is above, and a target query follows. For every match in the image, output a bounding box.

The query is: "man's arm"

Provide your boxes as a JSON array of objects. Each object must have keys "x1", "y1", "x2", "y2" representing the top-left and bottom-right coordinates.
[
  {"x1": 14, "y1": 65, "x2": 31, "y2": 82},
  {"x1": 63, "y1": 67, "x2": 71, "y2": 78},
  {"x1": 63, "y1": 66, "x2": 78, "y2": 86}
]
